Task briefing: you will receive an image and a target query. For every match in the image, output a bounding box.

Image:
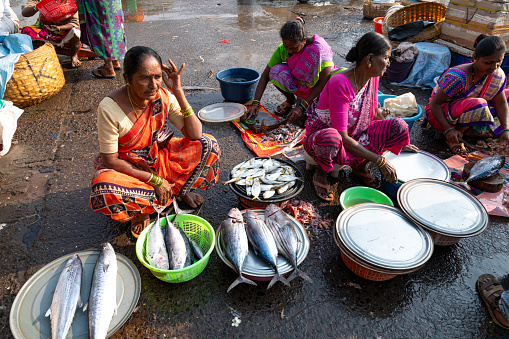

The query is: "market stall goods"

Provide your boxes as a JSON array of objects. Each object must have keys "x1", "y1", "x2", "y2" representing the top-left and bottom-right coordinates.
[
  {"x1": 44, "y1": 254, "x2": 83, "y2": 339},
  {"x1": 221, "y1": 208, "x2": 258, "y2": 292},
  {"x1": 265, "y1": 204, "x2": 313, "y2": 283},
  {"x1": 146, "y1": 213, "x2": 170, "y2": 270},
  {"x1": 464, "y1": 155, "x2": 506, "y2": 184},
  {"x1": 244, "y1": 210, "x2": 290, "y2": 289},
  {"x1": 165, "y1": 214, "x2": 194, "y2": 270},
  {"x1": 86, "y1": 243, "x2": 118, "y2": 339}
]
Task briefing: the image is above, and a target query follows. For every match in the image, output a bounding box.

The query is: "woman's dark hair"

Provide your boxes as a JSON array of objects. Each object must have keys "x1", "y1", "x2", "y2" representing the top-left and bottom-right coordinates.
[
  {"x1": 123, "y1": 46, "x2": 163, "y2": 81},
  {"x1": 280, "y1": 18, "x2": 307, "y2": 43},
  {"x1": 473, "y1": 34, "x2": 506, "y2": 58},
  {"x1": 345, "y1": 32, "x2": 391, "y2": 63}
]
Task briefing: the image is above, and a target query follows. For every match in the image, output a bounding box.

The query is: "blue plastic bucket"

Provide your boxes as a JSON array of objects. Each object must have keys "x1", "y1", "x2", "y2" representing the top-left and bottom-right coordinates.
[
  {"x1": 378, "y1": 94, "x2": 423, "y2": 131},
  {"x1": 216, "y1": 68, "x2": 260, "y2": 103}
]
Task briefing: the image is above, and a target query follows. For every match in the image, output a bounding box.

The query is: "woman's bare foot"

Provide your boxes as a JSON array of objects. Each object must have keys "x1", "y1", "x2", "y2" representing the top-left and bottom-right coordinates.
[
  {"x1": 180, "y1": 192, "x2": 204, "y2": 208},
  {"x1": 130, "y1": 214, "x2": 151, "y2": 239},
  {"x1": 71, "y1": 54, "x2": 81, "y2": 68}
]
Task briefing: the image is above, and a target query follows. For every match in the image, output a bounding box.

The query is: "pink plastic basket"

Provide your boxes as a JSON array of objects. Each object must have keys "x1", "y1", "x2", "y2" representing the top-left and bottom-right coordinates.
[{"x1": 36, "y1": 0, "x2": 77, "y2": 23}]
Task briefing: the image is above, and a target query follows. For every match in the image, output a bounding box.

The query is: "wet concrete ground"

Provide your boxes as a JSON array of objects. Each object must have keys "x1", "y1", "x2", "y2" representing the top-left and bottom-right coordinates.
[{"x1": 1, "y1": 0, "x2": 509, "y2": 337}]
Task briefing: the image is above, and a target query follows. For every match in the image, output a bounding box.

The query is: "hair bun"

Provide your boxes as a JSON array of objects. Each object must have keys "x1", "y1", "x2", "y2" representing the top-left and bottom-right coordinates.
[{"x1": 345, "y1": 46, "x2": 358, "y2": 63}]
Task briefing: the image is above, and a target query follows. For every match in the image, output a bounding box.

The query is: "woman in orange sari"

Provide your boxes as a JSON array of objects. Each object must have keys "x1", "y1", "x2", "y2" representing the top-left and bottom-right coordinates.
[{"x1": 89, "y1": 46, "x2": 221, "y2": 238}]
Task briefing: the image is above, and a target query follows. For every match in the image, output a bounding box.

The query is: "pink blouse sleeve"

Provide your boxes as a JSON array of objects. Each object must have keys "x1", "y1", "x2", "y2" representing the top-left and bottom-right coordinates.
[{"x1": 326, "y1": 74, "x2": 354, "y2": 132}]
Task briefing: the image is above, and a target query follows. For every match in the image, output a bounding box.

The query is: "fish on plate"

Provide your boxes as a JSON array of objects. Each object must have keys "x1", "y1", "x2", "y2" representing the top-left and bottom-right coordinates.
[
  {"x1": 85, "y1": 242, "x2": 118, "y2": 339},
  {"x1": 221, "y1": 208, "x2": 257, "y2": 292},
  {"x1": 45, "y1": 254, "x2": 83, "y2": 339},
  {"x1": 265, "y1": 204, "x2": 313, "y2": 284},
  {"x1": 244, "y1": 210, "x2": 290, "y2": 289}
]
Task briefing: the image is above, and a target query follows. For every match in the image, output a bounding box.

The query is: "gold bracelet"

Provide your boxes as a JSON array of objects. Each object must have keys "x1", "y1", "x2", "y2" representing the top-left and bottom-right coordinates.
[
  {"x1": 377, "y1": 157, "x2": 386, "y2": 169},
  {"x1": 145, "y1": 173, "x2": 153, "y2": 184}
]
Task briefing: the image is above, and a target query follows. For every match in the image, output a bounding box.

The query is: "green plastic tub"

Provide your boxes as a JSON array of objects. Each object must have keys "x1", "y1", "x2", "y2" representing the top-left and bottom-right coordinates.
[
  {"x1": 340, "y1": 186, "x2": 394, "y2": 210},
  {"x1": 136, "y1": 214, "x2": 215, "y2": 283}
]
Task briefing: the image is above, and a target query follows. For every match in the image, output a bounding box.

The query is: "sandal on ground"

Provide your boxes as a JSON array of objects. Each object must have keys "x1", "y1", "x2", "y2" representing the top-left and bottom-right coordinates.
[
  {"x1": 351, "y1": 167, "x2": 380, "y2": 189},
  {"x1": 274, "y1": 101, "x2": 293, "y2": 116},
  {"x1": 93, "y1": 68, "x2": 115, "y2": 79},
  {"x1": 130, "y1": 214, "x2": 151, "y2": 239},
  {"x1": 476, "y1": 274, "x2": 509, "y2": 330},
  {"x1": 312, "y1": 172, "x2": 334, "y2": 202},
  {"x1": 445, "y1": 140, "x2": 468, "y2": 155}
]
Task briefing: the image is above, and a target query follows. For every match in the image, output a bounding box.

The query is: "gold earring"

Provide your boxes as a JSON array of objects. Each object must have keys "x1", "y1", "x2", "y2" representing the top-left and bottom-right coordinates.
[{"x1": 368, "y1": 63, "x2": 372, "y2": 68}]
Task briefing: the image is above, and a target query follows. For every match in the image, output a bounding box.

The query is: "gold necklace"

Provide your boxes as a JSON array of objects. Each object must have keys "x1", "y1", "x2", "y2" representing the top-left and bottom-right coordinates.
[
  {"x1": 127, "y1": 85, "x2": 146, "y2": 110},
  {"x1": 471, "y1": 63, "x2": 475, "y2": 88},
  {"x1": 353, "y1": 67, "x2": 359, "y2": 93},
  {"x1": 127, "y1": 86, "x2": 141, "y2": 120}
]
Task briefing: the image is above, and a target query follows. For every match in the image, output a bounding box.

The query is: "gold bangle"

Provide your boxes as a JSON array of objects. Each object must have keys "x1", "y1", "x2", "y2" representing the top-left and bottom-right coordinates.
[{"x1": 145, "y1": 173, "x2": 153, "y2": 184}]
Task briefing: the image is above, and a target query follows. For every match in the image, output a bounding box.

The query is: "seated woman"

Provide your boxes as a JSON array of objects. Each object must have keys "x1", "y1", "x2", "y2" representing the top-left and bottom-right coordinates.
[
  {"x1": 304, "y1": 32, "x2": 417, "y2": 201},
  {"x1": 89, "y1": 46, "x2": 221, "y2": 238},
  {"x1": 427, "y1": 34, "x2": 509, "y2": 155},
  {"x1": 0, "y1": 0, "x2": 19, "y2": 38},
  {"x1": 20, "y1": 0, "x2": 81, "y2": 67},
  {"x1": 246, "y1": 17, "x2": 335, "y2": 122}
]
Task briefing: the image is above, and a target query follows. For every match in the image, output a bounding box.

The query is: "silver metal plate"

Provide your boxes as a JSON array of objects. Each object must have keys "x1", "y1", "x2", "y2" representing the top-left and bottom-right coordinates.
[
  {"x1": 336, "y1": 203, "x2": 433, "y2": 270},
  {"x1": 398, "y1": 179, "x2": 489, "y2": 237},
  {"x1": 215, "y1": 209, "x2": 310, "y2": 277},
  {"x1": 384, "y1": 150, "x2": 450, "y2": 183},
  {"x1": 197, "y1": 102, "x2": 246, "y2": 122}
]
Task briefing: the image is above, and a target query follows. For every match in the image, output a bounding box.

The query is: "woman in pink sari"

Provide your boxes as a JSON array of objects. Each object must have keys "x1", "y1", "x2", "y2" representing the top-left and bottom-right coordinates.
[
  {"x1": 304, "y1": 32, "x2": 417, "y2": 201},
  {"x1": 426, "y1": 34, "x2": 509, "y2": 155},
  {"x1": 245, "y1": 17, "x2": 336, "y2": 122}
]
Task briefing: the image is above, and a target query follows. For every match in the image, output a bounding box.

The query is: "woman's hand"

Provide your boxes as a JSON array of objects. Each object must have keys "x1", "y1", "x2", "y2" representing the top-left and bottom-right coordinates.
[
  {"x1": 380, "y1": 160, "x2": 398, "y2": 183},
  {"x1": 288, "y1": 106, "x2": 304, "y2": 122},
  {"x1": 445, "y1": 128, "x2": 462, "y2": 145},
  {"x1": 245, "y1": 105, "x2": 259, "y2": 120},
  {"x1": 501, "y1": 130, "x2": 509, "y2": 143},
  {"x1": 162, "y1": 59, "x2": 184, "y2": 94},
  {"x1": 45, "y1": 25, "x2": 60, "y2": 34},
  {"x1": 402, "y1": 144, "x2": 419, "y2": 153},
  {"x1": 154, "y1": 179, "x2": 174, "y2": 206}
]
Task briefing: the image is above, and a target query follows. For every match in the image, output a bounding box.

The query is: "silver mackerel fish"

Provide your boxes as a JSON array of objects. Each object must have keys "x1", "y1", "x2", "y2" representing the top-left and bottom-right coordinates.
[
  {"x1": 221, "y1": 208, "x2": 257, "y2": 292},
  {"x1": 265, "y1": 204, "x2": 313, "y2": 284},
  {"x1": 45, "y1": 254, "x2": 83, "y2": 339},
  {"x1": 86, "y1": 242, "x2": 118, "y2": 339}
]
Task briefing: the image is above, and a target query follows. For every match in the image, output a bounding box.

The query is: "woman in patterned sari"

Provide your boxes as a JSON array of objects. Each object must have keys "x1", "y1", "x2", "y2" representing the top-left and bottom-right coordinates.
[
  {"x1": 304, "y1": 32, "x2": 417, "y2": 201},
  {"x1": 77, "y1": 0, "x2": 126, "y2": 78},
  {"x1": 89, "y1": 46, "x2": 221, "y2": 238},
  {"x1": 245, "y1": 17, "x2": 336, "y2": 122},
  {"x1": 427, "y1": 34, "x2": 509, "y2": 155}
]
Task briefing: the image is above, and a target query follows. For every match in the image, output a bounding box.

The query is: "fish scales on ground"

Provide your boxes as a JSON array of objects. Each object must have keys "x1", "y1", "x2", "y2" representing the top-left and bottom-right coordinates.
[
  {"x1": 146, "y1": 213, "x2": 170, "y2": 270},
  {"x1": 87, "y1": 243, "x2": 118, "y2": 339},
  {"x1": 264, "y1": 204, "x2": 313, "y2": 284},
  {"x1": 45, "y1": 254, "x2": 83, "y2": 339},
  {"x1": 244, "y1": 210, "x2": 290, "y2": 289},
  {"x1": 264, "y1": 123, "x2": 303, "y2": 143},
  {"x1": 466, "y1": 155, "x2": 506, "y2": 183},
  {"x1": 221, "y1": 208, "x2": 257, "y2": 292}
]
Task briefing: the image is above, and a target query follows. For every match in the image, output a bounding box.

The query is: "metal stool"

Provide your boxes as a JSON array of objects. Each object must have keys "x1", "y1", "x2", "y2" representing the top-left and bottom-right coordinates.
[{"x1": 303, "y1": 150, "x2": 344, "y2": 178}]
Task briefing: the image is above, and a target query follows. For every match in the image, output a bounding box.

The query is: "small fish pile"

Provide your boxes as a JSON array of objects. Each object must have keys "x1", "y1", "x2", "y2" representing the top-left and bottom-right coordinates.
[
  {"x1": 220, "y1": 205, "x2": 312, "y2": 292},
  {"x1": 263, "y1": 123, "x2": 303, "y2": 143},
  {"x1": 225, "y1": 157, "x2": 303, "y2": 200},
  {"x1": 45, "y1": 243, "x2": 118, "y2": 339},
  {"x1": 476, "y1": 138, "x2": 509, "y2": 157},
  {"x1": 146, "y1": 200, "x2": 202, "y2": 271},
  {"x1": 283, "y1": 199, "x2": 332, "y2": 230}
]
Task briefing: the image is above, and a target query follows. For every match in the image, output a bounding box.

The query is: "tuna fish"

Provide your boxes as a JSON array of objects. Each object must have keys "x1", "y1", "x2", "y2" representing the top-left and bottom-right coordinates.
[
  {"x1": 466, "y1": 155, "x2": 506, "y2": 183},
  {"x1": 188, "y1": 237, "x2": 204, "y2": 260},
  {"x1": 45, "y1": 254, "x2": 83, "y2": 339},
  {"x1": 244, "y1": 210, "x2": 290, "y2": 289},
  {"x1": 147, "y1": 212, "x2": 170, "y2": 270},
  {"x1": 264, "y1": 204, "x2": 313, "y2": 284},
  {"x1": 221, "y1": 208, "x2": 257, "y2": 292},
  {"x1": 164, "y1": 215, "x2": 189, "y2": 270},
  {"x1": 86, "y1": 242, "x2": 118, "y2": 339}
]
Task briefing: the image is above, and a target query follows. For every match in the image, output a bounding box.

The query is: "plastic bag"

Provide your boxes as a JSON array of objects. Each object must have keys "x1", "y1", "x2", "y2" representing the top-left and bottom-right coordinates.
[
  {"x1": 383, "y1": 93, "x2": 418, "y2": 118},
  {"x1": 0, "y1": 100, "x2": 23, "y2": 157},
  {"x1": 394, "y1": 42, "x2": 418, "y2": 63}
]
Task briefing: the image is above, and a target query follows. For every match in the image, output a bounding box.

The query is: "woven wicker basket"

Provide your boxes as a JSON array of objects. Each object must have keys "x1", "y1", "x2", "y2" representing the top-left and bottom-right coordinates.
[
  {"x1": 363, "y1": 0, "x2": 401, "y2": 20},
  {"x1": 382, "y1": 1, "x2": 447, "y2": 48},
  {"x1": 4, "y1": 41, "x2": 65, "y2": 108}
]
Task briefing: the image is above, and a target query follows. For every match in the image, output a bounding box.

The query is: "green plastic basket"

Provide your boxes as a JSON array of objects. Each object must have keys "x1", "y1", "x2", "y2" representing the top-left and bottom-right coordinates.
[{"x1": 135, "y1": 214, "x2": 215, "y2": 283}]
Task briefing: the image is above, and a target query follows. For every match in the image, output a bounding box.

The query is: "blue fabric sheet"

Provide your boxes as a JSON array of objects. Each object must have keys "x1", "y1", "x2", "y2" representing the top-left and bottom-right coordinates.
[
  {"x1": 0, "y1": 34, "x2": 33, "y2": 99},
  {"x1": 390, "y1": 42, "x2": 451, "y2": 89}
]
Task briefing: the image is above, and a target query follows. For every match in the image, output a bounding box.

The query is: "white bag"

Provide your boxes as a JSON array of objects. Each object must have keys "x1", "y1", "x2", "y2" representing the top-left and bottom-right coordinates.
[
  {"x1": 0, "y1": 100, "x2": 23, "y2": 157},
  {"x1": 383, "y1": 93, "x2": 418, "y2": 118}
]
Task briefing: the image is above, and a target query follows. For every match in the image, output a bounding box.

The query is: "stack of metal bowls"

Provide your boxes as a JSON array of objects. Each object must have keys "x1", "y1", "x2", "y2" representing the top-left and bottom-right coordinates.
[
  {"x1": 215, "y1": 209, "x2": 310, "y2": 281},
  {"x1": 334, "y1": 203, "x2": 434, "y2": 281},
  {"x1": 228, "y1": 157, "x2": 305, "y2": 209},
  {"x1": 397, "y1": 179, "x2": 489, "y2": 246},
  {"x1": 381, "y1": 150, "x2": 450, "y2": 199}
]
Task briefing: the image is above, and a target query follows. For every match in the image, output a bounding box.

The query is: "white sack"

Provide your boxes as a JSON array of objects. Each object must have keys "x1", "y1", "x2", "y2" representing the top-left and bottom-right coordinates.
[
  {"x1": 383, "y1": 93, "x2": 418, "y2": 118},
  {"x1": 0, "y1": 100, "x2": 23, "y2": 157}
]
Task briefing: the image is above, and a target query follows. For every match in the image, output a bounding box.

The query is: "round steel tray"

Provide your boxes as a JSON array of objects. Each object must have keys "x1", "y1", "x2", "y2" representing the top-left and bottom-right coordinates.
[
  {"x1": 215, "y1": 208, "x2": 310, "y2": 278},
  {"x1": 383, "y1": 150, "x2": 451, "y2": 183},
  {"x1": 228, "y1": 157, "x2": 305, "y2": 203}
]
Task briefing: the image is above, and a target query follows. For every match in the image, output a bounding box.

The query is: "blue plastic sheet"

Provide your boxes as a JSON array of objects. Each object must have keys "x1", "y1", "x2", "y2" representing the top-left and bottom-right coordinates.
[
  {"x1": 390, "y1": 42, "x2": 450, "y2": 89},
  {"x1": 0, "y1": 34, "x2": 33, "y2": 99}
]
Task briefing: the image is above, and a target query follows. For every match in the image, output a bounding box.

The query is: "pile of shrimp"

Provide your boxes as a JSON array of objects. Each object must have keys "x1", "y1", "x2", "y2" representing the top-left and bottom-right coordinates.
[{"x1": 283, "y1": 199, "x2": 331, "y2": 229}]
